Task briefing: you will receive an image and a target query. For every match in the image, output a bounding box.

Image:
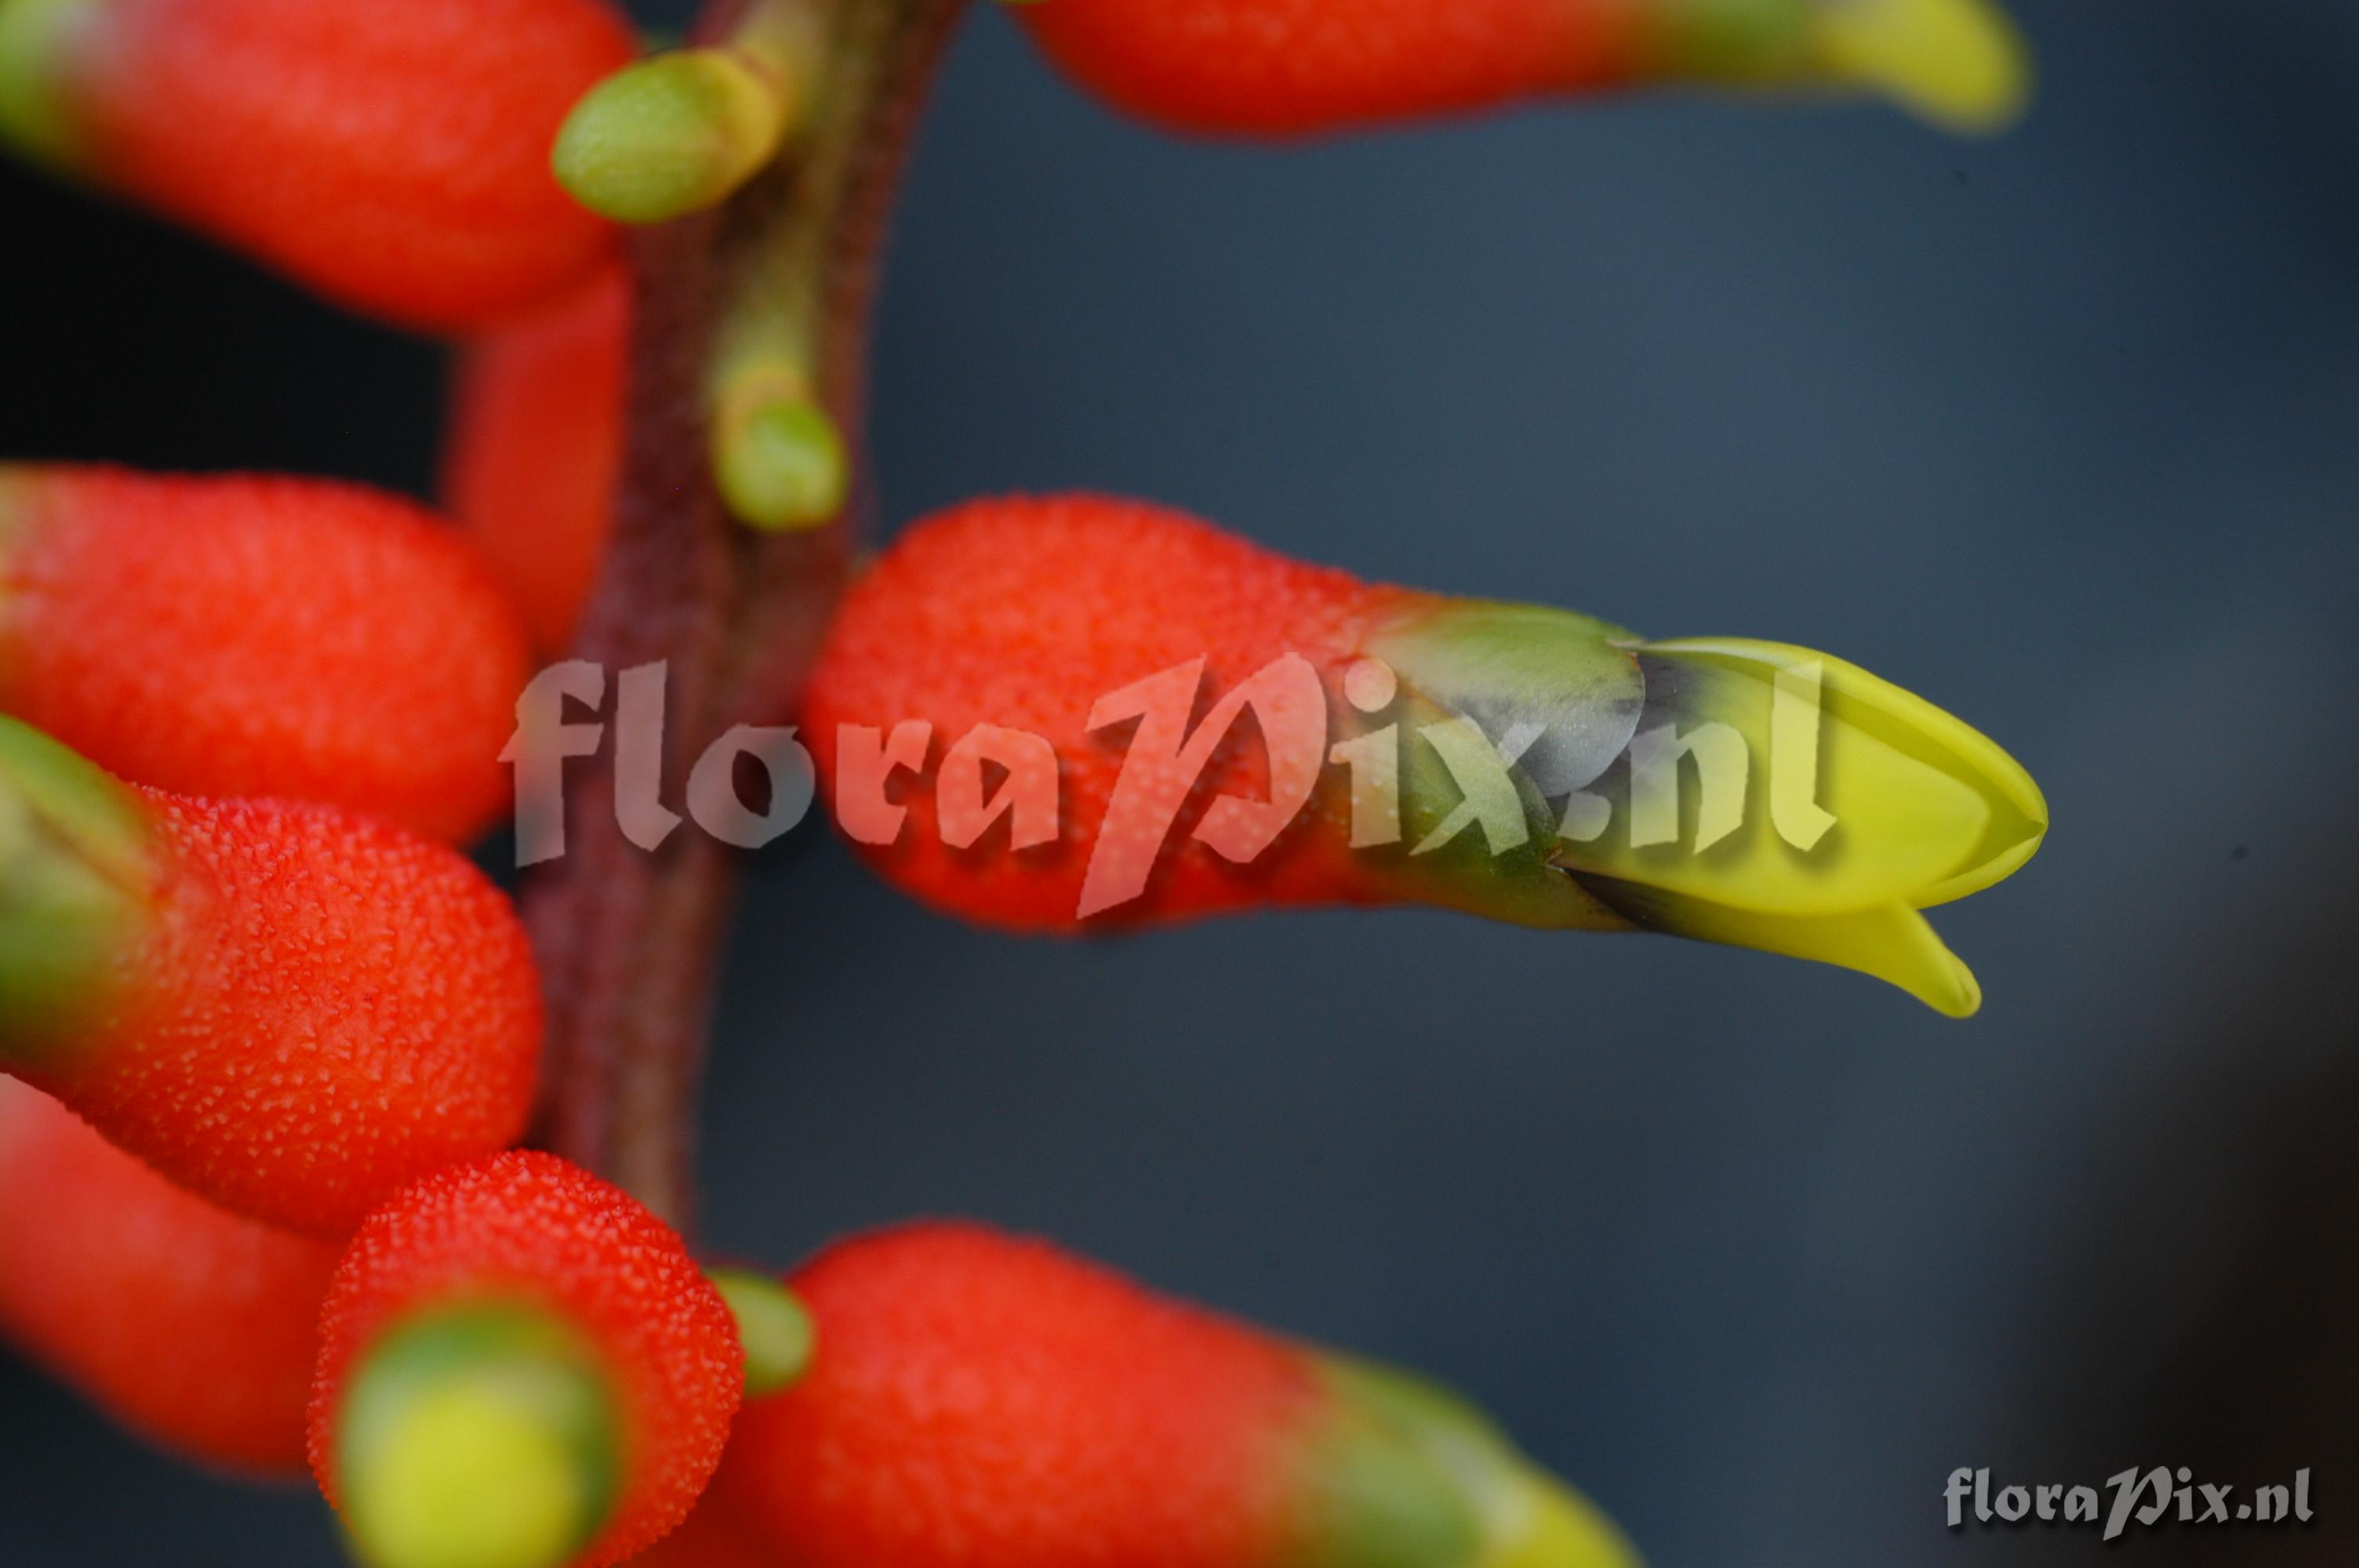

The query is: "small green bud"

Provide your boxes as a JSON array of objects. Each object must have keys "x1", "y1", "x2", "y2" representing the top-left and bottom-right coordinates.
[
  {"x1": 713, "y1": 390, "x2": 848, "y2": 533},
  {"x1": 553, "y1": 47, "x2": 796, "y2": 225},
  {"x1": 707, "y1": 1269, "x2": 816, "y2": 1396}
]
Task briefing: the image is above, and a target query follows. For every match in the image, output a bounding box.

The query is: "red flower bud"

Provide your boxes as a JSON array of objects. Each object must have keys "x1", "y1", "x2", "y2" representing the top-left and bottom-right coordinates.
[
  {"x1": 0, "y1": 717, "x2": 542, "y2": 1233},
  {"x1": 1016, "y1": 0, "x2": 2030, "y2": 139},
  {"x1": 805, "y1": 495, "x2": 2045, "y2": 1014},
  {"x1": 806, "y1": 495, "x2": 1401, "y2": 930},
  {"x1": 722, "y1": 1221, "x2": 1634, "y2": 1568},
  {"x1": 0, "y1": 1079, "x2": 338, "y2": 1473},
  {"x1": 0, "y1": 0, "x2": 637, "y2": 330},
  {"x1": 0, "y1": 465, "x2": 530, "y2": 844},
  {"x1": 442, "y1": 267, "x2": 630, "y2": 652},
  {"x1": 311, "y1": 1152, "x2": 743, "y2": 1568}
]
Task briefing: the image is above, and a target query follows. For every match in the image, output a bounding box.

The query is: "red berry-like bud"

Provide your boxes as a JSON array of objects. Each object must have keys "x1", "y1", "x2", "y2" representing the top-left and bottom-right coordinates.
[
  {"x1": 0, "y1": 0, "x2": 637, "y2": 330},
  {"x1": 0, "y1": 466, "x2": 531, "y2": 844},
  {"x1": 1016, "y1": 0, "x2": 2030, "y2": 139},
  {"x1": 0, "y1": 1079, "x2": 339, "y2": 1473},
  {"x1": 0, "y1": 717, "x2": 543, "y2": 1233},
  {"x1": 722, "y1": 1221, "x2": 1634, "y2": 1568},
  {"x1": 442, "y1": 267, "x2": 630, "y2": 652},
  {"x1": 311, "y1": 1152, "x2": 744, "y2": 1568}
]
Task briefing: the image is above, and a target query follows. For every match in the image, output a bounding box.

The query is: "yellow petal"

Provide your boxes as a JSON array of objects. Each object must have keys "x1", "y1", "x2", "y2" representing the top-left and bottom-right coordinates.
[
  {"x1": 1478, "y1": 1465, "x2": 1645, "y2": 1568},
  {"x1": 1807, "y1": 0, "x2": 2032, "y2": 135},
  {"x1": 1581, "y1": 880, "x2": 1983, "y2": 1016},
  {"x1": 1554, "y1": 638, "x2": 2044, "y2": 919}
]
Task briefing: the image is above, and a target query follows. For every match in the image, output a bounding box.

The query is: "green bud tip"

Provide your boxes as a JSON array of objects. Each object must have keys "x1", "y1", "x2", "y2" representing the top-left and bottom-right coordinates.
[
  {"x1": 553, "y1": 46, "x2": 798, "y2": 226},
  {"x1": 0, "y1": 0, "x2": 95, "y2": 172},
  {"x1": 1303, "y1": 1355, "x2": 1641, "y2": 1568},
  {"x1": 336, "y1": 1306, "x2": 621, "y2": 1568},
  {"x1": 0, "y1": 716, "x2": 154, "y2": 1058},
  {"x1": 712, "y1": 388, "x2": 848, "y2": 533},
  {"x1": 707, "y1": 1269, "x2": 816, "y2": 1397}
]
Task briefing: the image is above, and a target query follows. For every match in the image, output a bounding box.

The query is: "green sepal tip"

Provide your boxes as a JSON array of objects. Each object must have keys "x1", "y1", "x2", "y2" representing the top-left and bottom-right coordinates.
[
  {"x1": 707, "y1": 1268, "x2": 816, "y2": 1397},
  {"x1": 0, "y1": 715, "x2": 155, "y2": 1062},
  {"x1": 1311, "y1": 1348, "x2": 1641, "y2": 1565},
  {"x1": 0, "y1": 0, "x2": 95, "y2": 172}
]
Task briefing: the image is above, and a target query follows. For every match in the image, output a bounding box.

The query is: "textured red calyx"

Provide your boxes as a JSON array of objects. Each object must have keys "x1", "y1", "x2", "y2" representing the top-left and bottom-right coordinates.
[
  {"x1": 722, "y1": 1221, "x2": 1322, "y2": 1568},
  {"x1": 617, "y1": 1497, "x2": 780, "y2": 1568},
  {"x1": 805, "y1": 494, "x2": 1426, "y2": 929},
  {"x1": 8, "y1": 778, "x2": 543, "y2": 1235},
  {"x1": 310, "y1": 1152, "x2": 745, "y2": 1568},
  {"x1": 1016, "y1": 0, "x2": 1632, "y2": 136},
  {"x1": 0, "y1": 1079, "x2": 339, "y2": 1472},
  {"x1": 442, "y1": 266, "x2": 630, "y2": 652},
  {"x1": 39, "y1": 0, "x2": 634, "y2": 330},
  {"x1": 0, "y1": 466, "x2": 531, "y2": 844}
]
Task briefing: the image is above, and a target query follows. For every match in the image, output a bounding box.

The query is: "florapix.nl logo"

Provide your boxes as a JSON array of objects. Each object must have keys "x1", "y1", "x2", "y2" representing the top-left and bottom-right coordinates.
[{"x1": 502, "y1": 647, "x2": 1845, "y2": 920}]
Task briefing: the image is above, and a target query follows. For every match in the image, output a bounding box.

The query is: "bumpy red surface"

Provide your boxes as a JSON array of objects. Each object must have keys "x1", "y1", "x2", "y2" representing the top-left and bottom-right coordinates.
[
  {"x1": 442, "y1": 266, "x2": 629, "y2": 651},
  {"x1": 1018, "y1": 0, "x2": 1631, "y2": 136},
  {"x1": 311, "y1": 1153, "x2": 744, "y2": 1568},
  {"x1": 0, "y1": 466, "x2": 530, "y2": 844},
  {"x1": 723, "y1": 1221, "x2": 1321, "y2": 1568},
  {"x1": 59, "y1": 0, "x2": 633, "y2": 329},
  {"x1": 19, "y1": 788, "x2": 543, "y2": 1234},
  {"x1": 805, "y1": 495, "x2": 1419, "y2": 927},
  {"x1": 0, "y1": 1080, "x2": 338, "y2": 1472},
  {"x1": 620, "y1": 1497, "x2": 780, "y2": 1568}
]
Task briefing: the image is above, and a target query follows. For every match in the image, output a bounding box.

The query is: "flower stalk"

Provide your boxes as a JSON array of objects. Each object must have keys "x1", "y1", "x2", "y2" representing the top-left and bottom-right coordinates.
[{"x1": 525, "y1": 0, "x2": 967, "y2": 1224}]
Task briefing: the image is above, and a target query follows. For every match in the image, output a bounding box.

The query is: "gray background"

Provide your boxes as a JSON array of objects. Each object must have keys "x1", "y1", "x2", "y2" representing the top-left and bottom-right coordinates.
[{"x1": 3, "y1": 1, "x2": 2357, "y2": 1563}]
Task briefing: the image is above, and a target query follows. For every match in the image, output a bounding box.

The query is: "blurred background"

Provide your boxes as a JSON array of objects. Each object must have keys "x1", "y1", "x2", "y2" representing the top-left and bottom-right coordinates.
[{"x1": 3, "y1": 0, "x2": 2357, "y2": 1563}]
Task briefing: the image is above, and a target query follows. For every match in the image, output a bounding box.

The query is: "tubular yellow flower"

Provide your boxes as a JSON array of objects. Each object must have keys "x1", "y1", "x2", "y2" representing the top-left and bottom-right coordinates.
[
  {"x1": 1361, "y1": 597, "x2": 2044, "y2": 1015},
  {"x1": 1543, "y1": 637, "x2": 2048, "y2": 1017}
]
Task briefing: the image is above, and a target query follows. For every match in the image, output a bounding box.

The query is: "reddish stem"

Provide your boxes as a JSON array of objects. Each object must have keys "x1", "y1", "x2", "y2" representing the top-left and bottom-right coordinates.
[{"x1": 524, "y1": 0, "x2": 967, "y2": 1226}]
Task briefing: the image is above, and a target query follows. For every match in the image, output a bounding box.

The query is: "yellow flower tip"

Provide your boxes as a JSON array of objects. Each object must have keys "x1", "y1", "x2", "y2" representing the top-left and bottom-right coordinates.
[
  {"x1": 336, "y1": 1308, "x2": 620, "y2": 1568},
  {"x1": 552, "y1": 48, "x2": 794, "y2": 225},
  {"x1": 1543, "y1": 635, "x2": 2039, "y2": 1014},
  {"x1": 706, "y1": 1269, "x2": 815, "y2": 1397},
  {"x1": 1602, "y1": 890, "x2": 1985, "y2": 1016},
  {"x1": 711, "y1": 389, "x2": 848, "y2": 533},
  {"x1": 1807, "y1": 0, "x2": 2034, "y2": 135},
  {"x1": 0, "y1": 0, "x2": 96, "y2": 172},
  {"x1": 1475, "y1": 1466, "x2": 1644, "y2": 1568}
]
